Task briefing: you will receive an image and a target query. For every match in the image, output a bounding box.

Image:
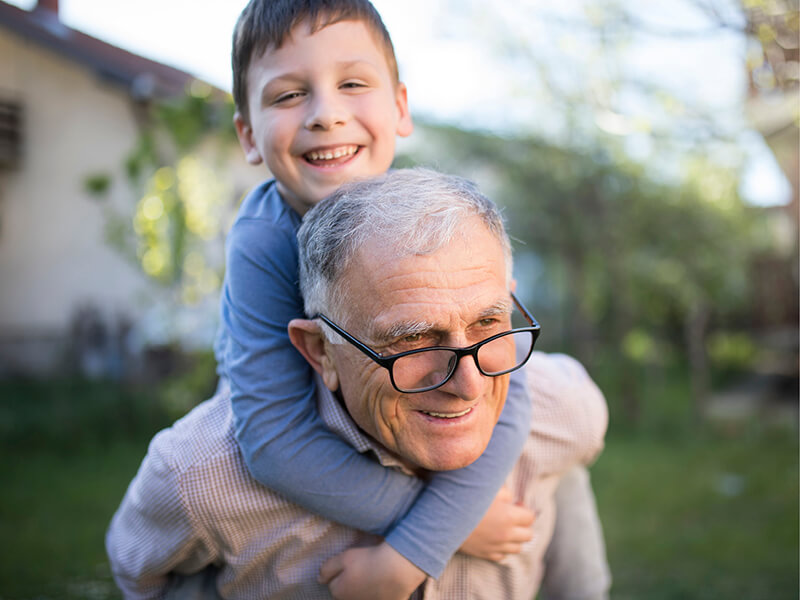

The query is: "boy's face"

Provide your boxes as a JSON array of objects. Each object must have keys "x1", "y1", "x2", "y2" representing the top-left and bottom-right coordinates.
[{"x1": 234, "y1": 20, "x2": 413, "y2": 215}]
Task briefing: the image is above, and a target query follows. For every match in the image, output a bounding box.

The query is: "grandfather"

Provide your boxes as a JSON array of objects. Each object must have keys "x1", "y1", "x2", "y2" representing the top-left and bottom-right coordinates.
[{"x1": 106, "y1": 168, "x2": 608, "y2": 599}]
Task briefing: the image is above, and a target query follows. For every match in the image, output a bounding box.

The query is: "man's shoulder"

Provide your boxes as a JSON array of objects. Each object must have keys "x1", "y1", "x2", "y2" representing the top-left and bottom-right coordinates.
[
  {"x1": 524, "y1": 352, "x2": 594, "y2": 389},
  {"x1": 522, "y1": 351, "x2": 608, "y2": 467},
  {"x1": 148, "y1": 392, "x2": 240, "y2": 476},
  {"x1": 145, "y1": 392, "x2": 287, "y2": 517}
]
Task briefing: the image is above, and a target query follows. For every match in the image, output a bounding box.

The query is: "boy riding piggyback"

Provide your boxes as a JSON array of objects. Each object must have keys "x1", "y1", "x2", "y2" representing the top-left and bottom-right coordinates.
[{"x1": 219, "y1": 0, "x2": 541, "y2": 597}]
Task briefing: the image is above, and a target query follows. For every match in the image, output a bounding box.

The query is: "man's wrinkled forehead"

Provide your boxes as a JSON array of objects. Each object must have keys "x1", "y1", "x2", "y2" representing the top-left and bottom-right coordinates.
[
  {"x1": 366, "y1": 297, "x2": 514, "y2": 346},
  {"x1": 334, "y1": 223, "x2": 511, "y2": 335}
]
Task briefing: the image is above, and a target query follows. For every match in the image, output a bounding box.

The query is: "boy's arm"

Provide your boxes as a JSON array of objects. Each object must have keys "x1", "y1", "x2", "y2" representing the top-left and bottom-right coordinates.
[
  {"x1": 106, "y1": 432, "x2": 214, "y2": 599},
  {"x1": 225, "y1": 218, "x2": 424, "y2": 531},
  {"x1": 540, "y1": 465, "x2": 611, "y2": 600}
]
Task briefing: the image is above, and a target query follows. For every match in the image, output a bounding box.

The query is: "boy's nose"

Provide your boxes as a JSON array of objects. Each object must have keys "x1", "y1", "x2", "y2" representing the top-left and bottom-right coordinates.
[{"x1": 304, "y1": 94, "x2": 348, "y2": 131}]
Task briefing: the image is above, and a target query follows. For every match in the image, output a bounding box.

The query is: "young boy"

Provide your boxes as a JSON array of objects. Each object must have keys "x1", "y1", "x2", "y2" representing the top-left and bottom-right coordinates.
[{"x1": 219, "y1": 0, "x2": 534, "y2": 597}]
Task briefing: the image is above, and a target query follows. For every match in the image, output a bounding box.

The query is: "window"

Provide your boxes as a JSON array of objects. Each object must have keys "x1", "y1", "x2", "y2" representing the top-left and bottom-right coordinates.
[{"x1": 0, "y1": 99, "x2": 22, "y2": 170}]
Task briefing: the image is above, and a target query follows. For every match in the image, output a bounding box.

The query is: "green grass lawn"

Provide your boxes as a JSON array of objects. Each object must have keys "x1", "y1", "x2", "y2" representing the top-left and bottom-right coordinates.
[
  {"x1": 0, "y1": 441, "x2": 143, "y2": 600},
  {"x1": 0, "y1": 379, "x2": 797, "y2": 599},
  {"x1": 593, "y1": 431, "x2": 798, "y2": 599}
]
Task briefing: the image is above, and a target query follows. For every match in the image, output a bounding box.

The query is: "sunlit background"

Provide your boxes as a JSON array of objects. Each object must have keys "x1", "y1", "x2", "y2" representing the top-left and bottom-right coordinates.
[{"x1": 0, "y1": 0, "x2": 797, "y2": 598}]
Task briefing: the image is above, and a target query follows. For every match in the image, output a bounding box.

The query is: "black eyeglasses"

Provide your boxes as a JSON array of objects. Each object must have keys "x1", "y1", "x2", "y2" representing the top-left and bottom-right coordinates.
[{"x1": 315, "y1": 292, "x2": 540, "y2": 393}]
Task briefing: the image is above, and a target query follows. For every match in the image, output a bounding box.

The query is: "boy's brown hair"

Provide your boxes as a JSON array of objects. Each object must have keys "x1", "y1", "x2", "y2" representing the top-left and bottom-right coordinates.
[{"x1": 232, "y1": 0, "x2": 399, "y2": 124}]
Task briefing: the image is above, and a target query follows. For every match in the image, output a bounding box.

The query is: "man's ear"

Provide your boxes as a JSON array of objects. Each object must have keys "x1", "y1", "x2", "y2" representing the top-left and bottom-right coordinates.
[
  {"x1": 233, "y1": 111, "x2": 264, "y2": 165},
  {"x1": 288, "y1": 319, "x2": 340, "y2": 391}
]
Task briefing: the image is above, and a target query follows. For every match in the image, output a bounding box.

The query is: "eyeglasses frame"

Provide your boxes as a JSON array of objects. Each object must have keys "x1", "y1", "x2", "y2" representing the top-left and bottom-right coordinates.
[{"x1": 314, "y1": 292, "x2": 541, "y2": 393}]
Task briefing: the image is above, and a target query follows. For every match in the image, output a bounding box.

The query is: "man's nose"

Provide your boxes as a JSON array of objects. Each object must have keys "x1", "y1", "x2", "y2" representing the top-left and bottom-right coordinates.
[
  {"x1": 439, "y1": 354, "x2": 485, "y2": 402},
  {"x1": 304, "y1": 92, "x2": 348, "y2": 131}
]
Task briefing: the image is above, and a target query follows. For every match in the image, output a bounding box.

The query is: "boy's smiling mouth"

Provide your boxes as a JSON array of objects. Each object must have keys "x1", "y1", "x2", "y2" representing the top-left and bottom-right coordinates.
[{"x1": 303, "y1": 145, "x2": 361, "y2": 167}]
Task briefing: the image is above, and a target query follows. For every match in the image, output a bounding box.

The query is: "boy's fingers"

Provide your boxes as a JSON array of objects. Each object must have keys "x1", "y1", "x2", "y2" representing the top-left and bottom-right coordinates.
[
  {"x1": 319, "y1": 554, "x2": 345, "y2": 584},
  {"x1": 327, "y1": 574, "x2": 348, "y2": 600},
  {"x1": 497, "y1": 485, "x2": 513, "y2": 502},
  {"x1": 487, "y1": 551, "x2": 505, "y2": 562},
  {"x1": 508, "y1": 503, "x2": 536, "y2": 527},
  {"x1": 510, "y1": 525, "x2": 534, "y2": 543}
]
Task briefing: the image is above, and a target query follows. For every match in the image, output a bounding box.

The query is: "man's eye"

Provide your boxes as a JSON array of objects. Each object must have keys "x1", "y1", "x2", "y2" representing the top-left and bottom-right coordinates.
[
  {"x1": 402, "y1": 333, "x2": 422, "y2": 343},
  {"x1": 479, "y1": 318, "x2": 499, "y2": 327}
]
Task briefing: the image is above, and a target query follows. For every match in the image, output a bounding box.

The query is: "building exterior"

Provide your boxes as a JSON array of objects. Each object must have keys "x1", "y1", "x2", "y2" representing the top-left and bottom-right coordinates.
[{"x1": 0, "y1": 0, "x2": 254, "y2": 377}]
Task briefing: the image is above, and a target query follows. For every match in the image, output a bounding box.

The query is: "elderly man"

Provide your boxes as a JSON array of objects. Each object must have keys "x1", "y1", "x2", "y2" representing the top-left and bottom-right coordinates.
[{"x1": 107, "y1": 169, "x2": 608, "y2": 599}]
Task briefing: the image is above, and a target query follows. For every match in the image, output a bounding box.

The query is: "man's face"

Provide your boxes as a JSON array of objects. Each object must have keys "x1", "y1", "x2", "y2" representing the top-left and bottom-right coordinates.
[
  {"x1": 325, "y1": 218, "x2": 512, "y2": 472},
  {"x1": 234, "y1": 19, "x2": 413, "y2": 216}
]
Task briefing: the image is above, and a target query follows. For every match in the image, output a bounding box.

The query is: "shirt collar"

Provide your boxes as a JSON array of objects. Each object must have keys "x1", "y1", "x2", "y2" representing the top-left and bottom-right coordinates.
[{"x1": 314, "y1": 373, "x2": 419, "y2": 476}]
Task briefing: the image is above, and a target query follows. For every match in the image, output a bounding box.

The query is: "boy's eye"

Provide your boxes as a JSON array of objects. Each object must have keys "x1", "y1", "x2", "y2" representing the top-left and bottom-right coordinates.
[
  {"x1": 274, "y1": 91, "x2": 305, "y2": 104},
  {"x1": 341, "y1": 81, "x2": 368, "y2": 90}
]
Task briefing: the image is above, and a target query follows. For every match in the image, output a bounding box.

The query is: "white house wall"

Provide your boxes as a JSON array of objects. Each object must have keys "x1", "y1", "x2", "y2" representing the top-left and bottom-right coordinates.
[{"x1": 0, "y1": 29, "x2": 157, "y2": 375}]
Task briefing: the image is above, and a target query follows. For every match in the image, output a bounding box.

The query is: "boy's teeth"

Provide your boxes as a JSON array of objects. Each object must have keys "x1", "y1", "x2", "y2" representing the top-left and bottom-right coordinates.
[
  {"x1": 421, "y1": 407, "x2": 472, "y2": 419},
  {"x1": 306, "y1": 146, "x2": 357, "y2": 161}
]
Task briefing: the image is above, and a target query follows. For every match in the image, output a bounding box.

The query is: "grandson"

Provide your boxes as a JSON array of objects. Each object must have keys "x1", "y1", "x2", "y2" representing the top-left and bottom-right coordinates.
[
  {"x1": 217, "y1": 0, "x2": 533, "y2": 596},
  {"x1": 213, "y1": 1, "x2": 608, "y2": 598}
]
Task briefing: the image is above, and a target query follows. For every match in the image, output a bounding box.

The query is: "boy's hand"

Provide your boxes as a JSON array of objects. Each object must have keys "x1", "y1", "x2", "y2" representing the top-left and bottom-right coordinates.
[
  {"x1": 460, "y1": 486, "x2": 536, "y2": 562},
  {"x1": 319, "y1": 541, "x2": 426, "y2": 600}
]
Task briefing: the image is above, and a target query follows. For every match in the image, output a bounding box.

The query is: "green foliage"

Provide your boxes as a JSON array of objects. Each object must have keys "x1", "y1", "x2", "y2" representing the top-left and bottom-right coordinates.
[
  {"x1": 86, "y1": 83, "x2": 240, "y2": 306},
  {"x1": 83, "y1": 173, "x2": 112, "y2": 197},
  {"x1": 155, "y1": 350, "x2": 219, "y2": 420},
  {"x1": 0, "y1": 379, "x2": 169, "y2": 453},
  {"x1": 0, "y1": 353, "x2": 216, "y2": 454},
  {"x1": 707, "y1": 331, "x2": 758, "y2": 371}
]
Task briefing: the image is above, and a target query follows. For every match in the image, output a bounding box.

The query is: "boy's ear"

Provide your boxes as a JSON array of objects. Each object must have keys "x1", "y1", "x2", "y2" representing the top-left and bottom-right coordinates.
[
  {"x1": 233, "y1": 111, "x2": 264, "y2": 165},
  {"x1": 288, "y1": 319, "x2": 340, "y2": 392},
  {"x1": 394, "y1": 82, "x2": 413, "y2": 138}
]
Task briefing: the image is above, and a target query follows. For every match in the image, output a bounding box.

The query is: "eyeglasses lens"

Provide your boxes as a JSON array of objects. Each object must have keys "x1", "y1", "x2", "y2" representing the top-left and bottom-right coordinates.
[{"x1": 392, "y1": 330, "x2": 534, "y2": 392}]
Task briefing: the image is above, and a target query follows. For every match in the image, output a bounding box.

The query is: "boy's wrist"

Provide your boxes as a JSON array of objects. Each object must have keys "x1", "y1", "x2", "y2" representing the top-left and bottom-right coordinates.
[{"x1": 378, "y1": 542, "x2": 427, "y2": 594}]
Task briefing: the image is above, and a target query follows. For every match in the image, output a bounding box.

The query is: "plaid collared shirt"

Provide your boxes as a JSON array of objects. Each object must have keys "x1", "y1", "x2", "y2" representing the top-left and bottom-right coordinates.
[{"x1": 107, "y1": 352, "x2": 607, "y2": 599}]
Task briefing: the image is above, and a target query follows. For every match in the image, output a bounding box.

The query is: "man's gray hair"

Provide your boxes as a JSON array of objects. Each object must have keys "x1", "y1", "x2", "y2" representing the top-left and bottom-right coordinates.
[{"x1": 297, "y1": 168, "x2": 513, "y2": 324}]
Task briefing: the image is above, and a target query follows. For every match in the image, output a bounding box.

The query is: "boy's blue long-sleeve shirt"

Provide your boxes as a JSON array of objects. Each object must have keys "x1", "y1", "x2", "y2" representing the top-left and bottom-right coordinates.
[{"x1": 215, "y1": 179, "x2": 532, "y2": 578}]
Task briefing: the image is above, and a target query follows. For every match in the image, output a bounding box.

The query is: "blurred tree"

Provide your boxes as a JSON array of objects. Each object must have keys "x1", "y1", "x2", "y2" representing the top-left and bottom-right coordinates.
[
  {"x1": 419, "y1": 0, "x2": 796, "y2": 425},
  {"x1": 86, "y1": 82, "x2": 240, "y2": 308},
  {"x1": 734, "y1": 0, "x2": 799, "y2": 97},
  {"x1": 436, "y1": 0, "x2": 797, "y2": 199}
]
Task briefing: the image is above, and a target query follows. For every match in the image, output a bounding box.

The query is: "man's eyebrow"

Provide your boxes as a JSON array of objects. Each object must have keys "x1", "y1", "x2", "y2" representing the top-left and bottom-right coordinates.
[
  {"x1": 371, "y1": 320, "x2": 435, "y2": 345},
  {"x1": 370, "y1": 299, "x2": 513, "y2": 344},
  {"x1": 479, "y1": 299, "x2": 513, "y2": 318}
]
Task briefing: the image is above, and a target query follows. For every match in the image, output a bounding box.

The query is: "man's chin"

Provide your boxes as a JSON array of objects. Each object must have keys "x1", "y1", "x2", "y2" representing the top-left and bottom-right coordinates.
[{"x1": 415, "y1": 446, "x2": 486, "y2": 472}]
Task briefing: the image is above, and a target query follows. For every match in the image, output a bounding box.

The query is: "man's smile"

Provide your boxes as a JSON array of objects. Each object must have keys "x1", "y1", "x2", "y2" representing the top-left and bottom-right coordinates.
[{"x1": 417, "y1": 406, "x2": 473, "y2": 419}]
